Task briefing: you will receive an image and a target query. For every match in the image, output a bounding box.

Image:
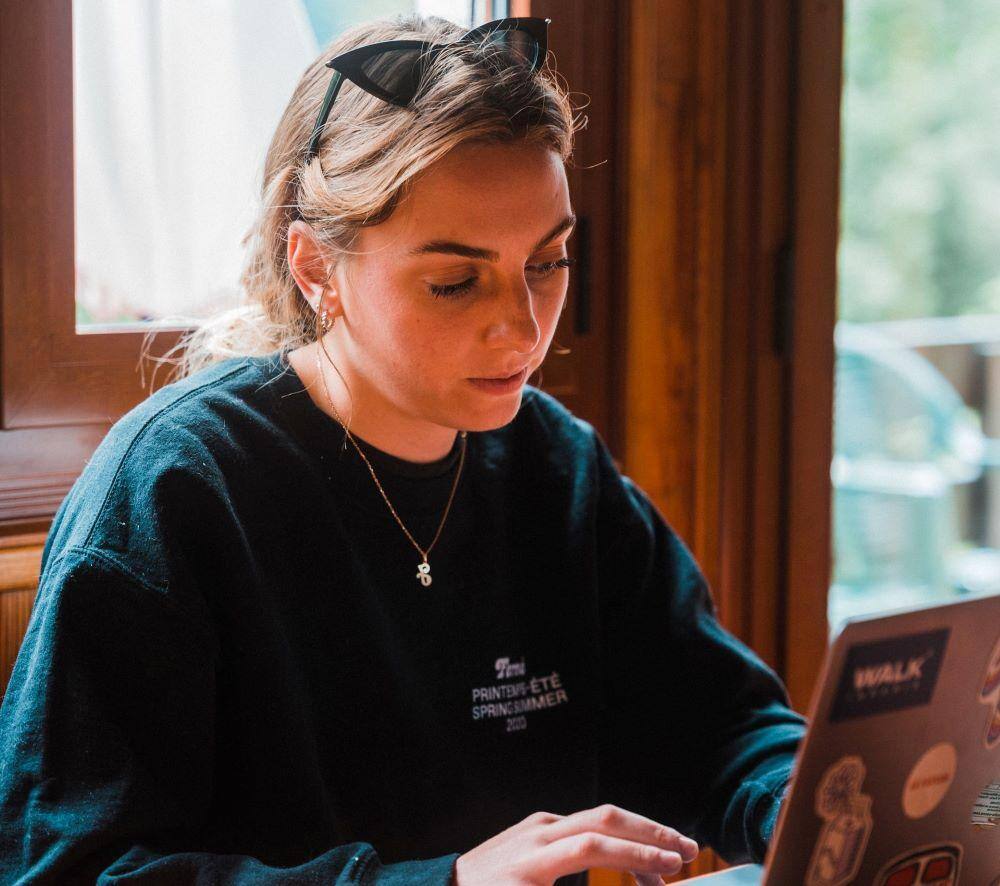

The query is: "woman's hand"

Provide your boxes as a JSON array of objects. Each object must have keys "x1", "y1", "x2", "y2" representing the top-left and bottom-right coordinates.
[{"x1": 452, "y1": 803, "x2": 700, "y2": 886}]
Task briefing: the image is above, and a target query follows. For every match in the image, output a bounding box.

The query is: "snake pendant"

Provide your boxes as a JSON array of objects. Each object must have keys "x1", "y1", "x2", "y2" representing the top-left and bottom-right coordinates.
[{"x1": 416, "y1": 561, "x2": 432, "y2": 587}]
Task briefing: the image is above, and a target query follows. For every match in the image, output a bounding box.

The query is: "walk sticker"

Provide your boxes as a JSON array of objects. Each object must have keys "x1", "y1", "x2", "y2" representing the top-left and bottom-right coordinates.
[
  {"x1": 979, "y1": 634, "x2": 1000, "y2": 750},
  {"x1": 873, "y1": 843, "x2": 962, "y2": 885},
  {"x1": 806, "y1": 755, "x2": 874, "y2": 886},
  {"x1": 902, "y1": 742, "x2": 957, "y2": 819},
  {"x1": 830, "y1": 629, "x2": 949, "y2": 722},
  {"x1": 470, "y1": 654, "x2": 570, "y2": 734},
  {"x1": 971, "y1": 779, "x2": 1000, "y2": 830}
]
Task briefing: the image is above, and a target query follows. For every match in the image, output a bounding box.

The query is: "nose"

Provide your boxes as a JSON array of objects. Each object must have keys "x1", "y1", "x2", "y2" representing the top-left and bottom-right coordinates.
[{"x1": 486, "y1": 277, "x2": 542, "y2": 355}]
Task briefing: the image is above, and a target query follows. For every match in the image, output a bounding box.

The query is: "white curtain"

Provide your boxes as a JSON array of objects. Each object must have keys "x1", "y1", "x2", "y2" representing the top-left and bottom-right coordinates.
[{"x1": 72, "y1": 0, "x2": 319, "y2": 323}]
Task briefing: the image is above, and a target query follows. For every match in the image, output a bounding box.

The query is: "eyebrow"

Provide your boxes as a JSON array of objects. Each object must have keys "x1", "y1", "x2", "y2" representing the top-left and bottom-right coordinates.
[{"x1": 406, "y1": 213, "x2": 577, "y2": 262}]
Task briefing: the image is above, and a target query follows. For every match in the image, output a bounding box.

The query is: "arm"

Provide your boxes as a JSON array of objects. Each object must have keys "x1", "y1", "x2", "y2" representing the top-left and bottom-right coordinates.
[
  {"x1": 0, "y1": 546, "x2": 458, "y2": 884},
  {"x1": 591, "y1": 431, "x2": 807, "y2": 865}
]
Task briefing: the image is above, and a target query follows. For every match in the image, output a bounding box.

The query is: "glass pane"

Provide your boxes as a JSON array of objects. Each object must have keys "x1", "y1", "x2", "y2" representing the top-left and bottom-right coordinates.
[
  {"x1": 831, "y1": 0, "x2": 1000, "y2": 631},
  {"x1": 72, "y1": 0, "x2": 508, "y2": 327}
]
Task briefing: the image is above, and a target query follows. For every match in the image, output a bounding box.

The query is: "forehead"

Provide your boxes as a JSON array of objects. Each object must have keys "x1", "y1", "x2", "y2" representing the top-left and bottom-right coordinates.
[{"x1": 365, "y1": 142, "x2": 571, "y2": 251}]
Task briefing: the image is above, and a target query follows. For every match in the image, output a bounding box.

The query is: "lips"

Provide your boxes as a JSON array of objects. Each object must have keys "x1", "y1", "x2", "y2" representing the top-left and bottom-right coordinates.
[
  {"x1": 467, "y1": 366, "x2": 529, "y2": 395},
  {"x1": 471, "y1": 366, "x2": 529, "y2": 381}
]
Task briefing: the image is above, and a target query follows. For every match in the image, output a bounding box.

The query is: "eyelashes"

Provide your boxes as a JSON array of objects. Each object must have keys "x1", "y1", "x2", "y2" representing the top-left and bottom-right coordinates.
[{"x1": 429, "y1": 256, "x2": 577, "y2": 299}]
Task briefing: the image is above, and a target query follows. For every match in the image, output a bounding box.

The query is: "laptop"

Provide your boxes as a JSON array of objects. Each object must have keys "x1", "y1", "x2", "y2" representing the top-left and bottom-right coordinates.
[{"x1": 685, "y1": 591, "x2": 1000, "y2": 885}]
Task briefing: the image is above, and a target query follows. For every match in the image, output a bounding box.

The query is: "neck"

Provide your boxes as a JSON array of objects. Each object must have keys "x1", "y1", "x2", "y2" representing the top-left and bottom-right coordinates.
[{"x1": 292, "y1": 340, "x2": 460, "y2": 464}]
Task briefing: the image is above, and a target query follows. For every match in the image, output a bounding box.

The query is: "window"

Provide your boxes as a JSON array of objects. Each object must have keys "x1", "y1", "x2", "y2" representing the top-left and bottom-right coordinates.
[
  {"x1": 831, "y1": 0, "x2": 1000, "y2": 628},
  {"x1": 74, "y1": 0, "x2": 508, "y2": 327}
]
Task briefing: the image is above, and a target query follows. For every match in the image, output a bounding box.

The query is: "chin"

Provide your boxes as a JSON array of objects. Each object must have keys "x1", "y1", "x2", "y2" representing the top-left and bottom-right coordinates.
[{"x1": 458, "y1": 388, "x2": 527, "y2": 433}]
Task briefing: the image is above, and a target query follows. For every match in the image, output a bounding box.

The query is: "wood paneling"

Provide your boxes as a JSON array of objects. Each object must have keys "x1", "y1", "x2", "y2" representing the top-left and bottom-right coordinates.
[
  {"x1": 621, "y1": 0, "x2": 731, "y2": 878},
  {"x1": 617, "y1": 0, "x2": 841, "y2": 879},
  {"x1": 0, "y1": 533, "x2": 44, "y2": 697},
  {"x1": 523, "y1": 0, "x2": 621, "y2": 446},
  {"x1": 782, "y1": 0, "x2": 842, "y2": 713}
]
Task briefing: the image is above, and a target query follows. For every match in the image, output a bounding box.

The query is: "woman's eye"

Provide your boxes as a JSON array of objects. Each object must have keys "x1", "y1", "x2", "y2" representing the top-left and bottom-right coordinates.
[
  {"x1": 427, "y1": 256, "x2": 577, "y2": 300},
  {"x1": 429, "y1": 277, "x2": 477, "y2": 298},
  {"x1": 529, "y1": 256, "x2": 577, "y2": 278}
]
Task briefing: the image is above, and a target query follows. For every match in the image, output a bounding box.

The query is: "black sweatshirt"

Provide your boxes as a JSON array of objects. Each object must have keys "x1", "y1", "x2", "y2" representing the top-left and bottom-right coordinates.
[{"x1": 0, "y1": 349, "x2": 807, "y2": 884}]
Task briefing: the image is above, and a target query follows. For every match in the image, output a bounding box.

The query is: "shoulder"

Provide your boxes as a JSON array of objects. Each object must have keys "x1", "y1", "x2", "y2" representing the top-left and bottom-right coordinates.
[
  {"x1": 519, "y1": 384, "x2": 592, "y2": 436},
  {"x1": 483, "y1": 384, "x2": 601, "y2": 474},
  {"x1": 44, "y1": 356, "x2": 268, "y2": 570},
  {"x1": 99, "y1": 356, "x2": 268, "y2": 461},
  {"x1": 512, "y1": 389, "x2": 665, "y2": 539},
  {"x1": 86, "y1": 355, "x2": 265, "y2": 481}
]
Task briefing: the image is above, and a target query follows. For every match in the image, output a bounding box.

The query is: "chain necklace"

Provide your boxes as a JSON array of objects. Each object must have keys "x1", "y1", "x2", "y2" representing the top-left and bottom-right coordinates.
[{"x1": 313, "y1": 343, "x2": 467, "y2": 588}]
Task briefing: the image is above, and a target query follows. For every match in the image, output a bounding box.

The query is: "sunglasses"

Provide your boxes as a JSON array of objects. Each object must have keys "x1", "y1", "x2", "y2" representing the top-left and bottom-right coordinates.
[{"x1": 305, "y1": 16, "x2": 551, "y2": 161}]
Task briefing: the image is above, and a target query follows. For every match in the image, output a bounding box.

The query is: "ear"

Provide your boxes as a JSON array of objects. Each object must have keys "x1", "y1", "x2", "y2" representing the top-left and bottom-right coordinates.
[{"x1": 287, "y1": 220, "x2": 337, "y2": 312}]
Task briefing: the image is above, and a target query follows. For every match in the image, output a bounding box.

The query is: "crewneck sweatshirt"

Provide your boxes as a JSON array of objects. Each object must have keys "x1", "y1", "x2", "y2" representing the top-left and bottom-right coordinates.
[{"x1": 0, "y1": 349, "x2": 807, "y2": 884}]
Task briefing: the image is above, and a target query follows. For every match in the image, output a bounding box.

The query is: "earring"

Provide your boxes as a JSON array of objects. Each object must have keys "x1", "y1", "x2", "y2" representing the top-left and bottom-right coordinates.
[{"x1": 319, "y1": 307, "x2": 336, "y2": 333}]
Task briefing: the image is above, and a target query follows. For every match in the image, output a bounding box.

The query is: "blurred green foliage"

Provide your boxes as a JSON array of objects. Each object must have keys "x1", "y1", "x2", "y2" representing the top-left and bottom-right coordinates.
[{"x1": 839, "y1": 0, "x2": 1000, "y2": 321}]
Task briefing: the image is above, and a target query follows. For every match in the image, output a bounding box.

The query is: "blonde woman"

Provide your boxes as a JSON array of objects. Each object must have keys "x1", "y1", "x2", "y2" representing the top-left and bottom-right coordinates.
[{"x1": 0, "y1": 14, "x2": 806, "y2": 886}]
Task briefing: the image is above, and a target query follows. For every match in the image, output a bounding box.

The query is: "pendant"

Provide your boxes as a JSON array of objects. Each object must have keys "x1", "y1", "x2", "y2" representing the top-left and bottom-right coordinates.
[{"x1": 416, "y1": 560, "x2": 432, "y2": 587}]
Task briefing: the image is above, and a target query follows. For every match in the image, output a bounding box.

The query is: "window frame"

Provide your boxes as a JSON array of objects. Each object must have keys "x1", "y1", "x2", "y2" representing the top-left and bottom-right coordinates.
[{"x1": 0, "y1": 1, "x2": 188, "y2": 533}]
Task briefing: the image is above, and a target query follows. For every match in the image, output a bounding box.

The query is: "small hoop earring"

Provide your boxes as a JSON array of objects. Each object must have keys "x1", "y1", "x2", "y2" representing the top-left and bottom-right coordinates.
[{"x1": 319, "y1": 307, "x2": 336, "y2": 333}]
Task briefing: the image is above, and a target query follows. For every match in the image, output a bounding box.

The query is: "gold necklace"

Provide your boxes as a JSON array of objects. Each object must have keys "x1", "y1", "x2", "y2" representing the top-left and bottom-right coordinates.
[{"x1": 313, "y1": 343, "x2": 467, "y2": 588}]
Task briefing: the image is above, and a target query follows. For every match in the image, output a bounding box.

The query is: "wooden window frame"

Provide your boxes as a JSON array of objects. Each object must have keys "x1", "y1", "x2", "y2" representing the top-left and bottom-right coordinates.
[
  {"x1": 617, "y1": 0, "x2": 840, "y2": 711},
  {"x1": 1, "y1": 1, "x2": 187, "y2": 535},
  {"x1": 612, "y1": 1, "x2": 841, "y2": 878}
]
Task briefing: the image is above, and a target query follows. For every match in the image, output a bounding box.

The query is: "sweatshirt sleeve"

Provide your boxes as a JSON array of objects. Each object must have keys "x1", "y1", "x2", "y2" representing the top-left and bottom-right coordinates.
[
  {"x1": 591, "y1": 430, "x2": 807, "y2": 865},
  {"x1": 0, "y1": 545, "x2": 460, "y2": 885}
]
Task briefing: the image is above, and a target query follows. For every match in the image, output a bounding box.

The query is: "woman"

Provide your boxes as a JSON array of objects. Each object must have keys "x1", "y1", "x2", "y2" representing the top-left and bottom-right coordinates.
[{"x1": 0, "y1": 14, "x2": 807, "y2": 885}]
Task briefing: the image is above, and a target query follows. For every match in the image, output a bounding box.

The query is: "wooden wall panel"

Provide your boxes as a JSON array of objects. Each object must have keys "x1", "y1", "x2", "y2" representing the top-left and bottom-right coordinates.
[
  {"x1": 622, "y1": 1, "x2": 731, "y2": 878},
  {"x1": 619, "y1": 0, "x2": 841, "y2": 879},
  {"x1": 782, "y1": 0, "x2": 842, "y2": 713},
  {"x1": 0, "y1": 533, "x2": 44, "y2": 697}
]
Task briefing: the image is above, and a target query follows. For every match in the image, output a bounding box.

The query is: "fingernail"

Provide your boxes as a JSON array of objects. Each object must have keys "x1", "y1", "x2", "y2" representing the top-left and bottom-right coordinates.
[{"x1": 681, "y1": 837, "x2": 699, "y2": 857}]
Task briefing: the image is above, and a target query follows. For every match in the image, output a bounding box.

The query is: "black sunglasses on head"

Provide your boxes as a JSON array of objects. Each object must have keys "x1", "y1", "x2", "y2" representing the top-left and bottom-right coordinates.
[{"x1": 305, "y1": 16, "x2": 551, "y2": 160}]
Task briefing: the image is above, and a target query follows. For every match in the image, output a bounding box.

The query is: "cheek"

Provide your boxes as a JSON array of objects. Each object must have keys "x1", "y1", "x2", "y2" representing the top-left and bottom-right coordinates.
[{"x1": 374, "y1": 301, "x2": 463, "y2": 376}]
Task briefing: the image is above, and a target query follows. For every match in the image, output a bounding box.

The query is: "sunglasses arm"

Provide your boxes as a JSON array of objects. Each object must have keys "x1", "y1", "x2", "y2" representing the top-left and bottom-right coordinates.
[{"x1": 306, "y1": 68, "x2": 345, "y2": 161}]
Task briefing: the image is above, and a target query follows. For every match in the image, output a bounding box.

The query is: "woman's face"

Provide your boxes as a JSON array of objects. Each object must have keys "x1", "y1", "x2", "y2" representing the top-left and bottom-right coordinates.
[{"x1": 313, "y1": 140, "x2": 575, "y2": 439}]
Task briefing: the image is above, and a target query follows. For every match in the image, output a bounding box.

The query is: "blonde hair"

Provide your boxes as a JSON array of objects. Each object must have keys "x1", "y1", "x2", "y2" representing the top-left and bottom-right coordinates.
[{"x1": 142, "y1": 13, "x2": 585, "y2": 389}]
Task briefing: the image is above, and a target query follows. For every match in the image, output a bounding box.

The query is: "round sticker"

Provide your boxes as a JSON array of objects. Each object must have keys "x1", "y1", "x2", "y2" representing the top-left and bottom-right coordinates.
[{"x1": 902, "y1": 742, "x2": 957, "y2": 819}]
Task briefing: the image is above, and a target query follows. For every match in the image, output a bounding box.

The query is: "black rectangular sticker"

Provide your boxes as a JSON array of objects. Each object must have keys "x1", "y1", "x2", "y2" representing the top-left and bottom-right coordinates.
[{"x1": 830, "y1": 628, "x2": 950, "y2": 722}]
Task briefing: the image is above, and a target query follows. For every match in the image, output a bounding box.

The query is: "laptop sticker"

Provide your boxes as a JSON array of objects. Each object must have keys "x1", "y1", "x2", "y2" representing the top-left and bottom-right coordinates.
[
  {"x1": 901, "y1": 741, "x2": 957, "y2": 819},
  {"x1": 806, "y1": 755, "x2": 873, "y2": 886},
  {"x1": 979, "y1": 634, "x2": 1000, "y2": 750},
  {"x1": 830, "y1": 628, "x2": 950, "y2": 722},
  {"x1": 872, "y1": 842, "x2": 962, "y2": 886},
  {"x1": 971, "y1": 779, "x2": 1000, "y2": 829}
]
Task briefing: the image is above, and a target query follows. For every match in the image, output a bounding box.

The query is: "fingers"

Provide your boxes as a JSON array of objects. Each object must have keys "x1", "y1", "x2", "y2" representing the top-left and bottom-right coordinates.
[
  {"x1": 540, "y1": 804, "x2": 699, "y2": 863},
  {"x1": 631, "y1": 871, "x2": 665, "y2": 886},
  {"x1": 535, "y1": 831, "x2": 685, "y2": 879}
]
